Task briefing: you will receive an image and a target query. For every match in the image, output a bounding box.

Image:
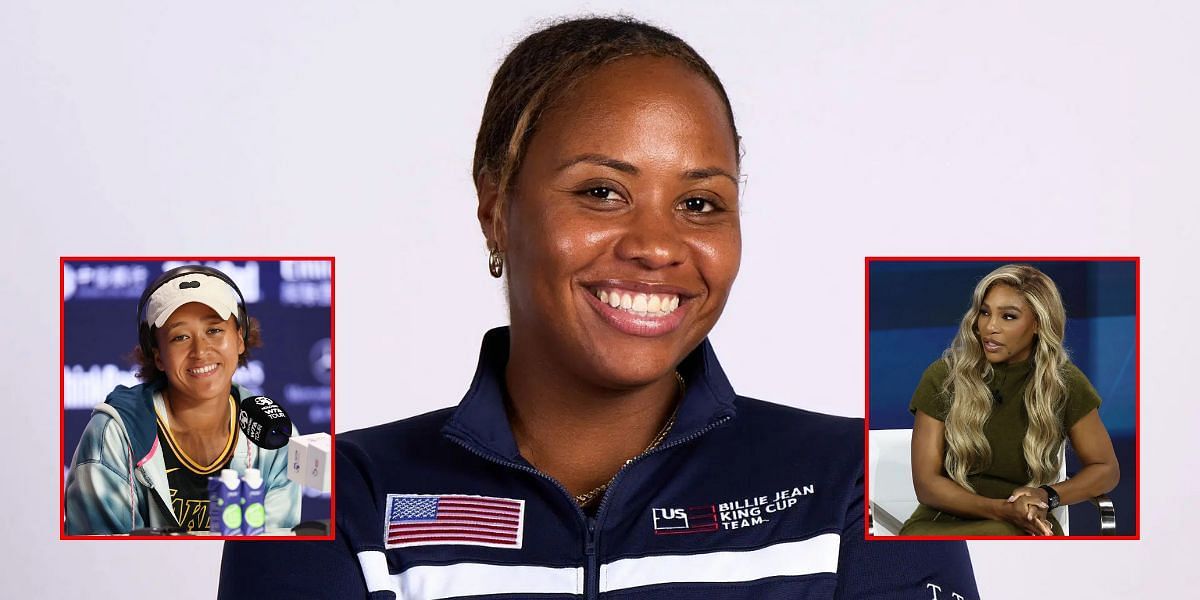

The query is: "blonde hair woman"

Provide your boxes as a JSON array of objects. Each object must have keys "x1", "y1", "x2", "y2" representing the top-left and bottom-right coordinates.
[{"x1": 901, "y1": 264, "x2": 1120, "y2": 536}]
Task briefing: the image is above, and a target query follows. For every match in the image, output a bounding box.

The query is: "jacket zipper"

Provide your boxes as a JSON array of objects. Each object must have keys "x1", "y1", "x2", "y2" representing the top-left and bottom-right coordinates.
[
  {"x1": 135, "y1": 465, "x2": 181, "y2": 528},
  {"x1": 586, "y1": 415, "x2": 732, "y2": 598},
  {"x1": 446, "y1": 414, "x2": 732, "y2": 599},
  {"x1": 584, "y1": 517, "x2": 598, "y2": 597}
]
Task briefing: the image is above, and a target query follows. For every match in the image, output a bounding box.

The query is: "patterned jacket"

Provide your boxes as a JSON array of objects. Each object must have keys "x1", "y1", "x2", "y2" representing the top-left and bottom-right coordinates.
[{"x1": 65, "y1": 381, "x2": 300, "y2": 534}]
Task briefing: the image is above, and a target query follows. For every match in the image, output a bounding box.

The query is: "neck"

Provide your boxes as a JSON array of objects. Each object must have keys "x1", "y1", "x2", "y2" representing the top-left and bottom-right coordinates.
[
  {"x1": 504, "y1": 341, "x2": 680, "y2": 498},
  {"x1": 163, "y1": 385, "x2": 232, "y2": 434}
]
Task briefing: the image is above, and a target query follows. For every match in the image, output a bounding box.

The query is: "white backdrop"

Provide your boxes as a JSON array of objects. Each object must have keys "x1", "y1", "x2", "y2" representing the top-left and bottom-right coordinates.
[{"x1": 2, "y1": 1, "x2": 1196, "y2": 597}]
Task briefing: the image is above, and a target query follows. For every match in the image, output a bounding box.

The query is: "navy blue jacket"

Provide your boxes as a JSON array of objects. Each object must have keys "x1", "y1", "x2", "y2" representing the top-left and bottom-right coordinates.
[{"x1": 220, "y1": 328, "x2": 978, "y2": 599}]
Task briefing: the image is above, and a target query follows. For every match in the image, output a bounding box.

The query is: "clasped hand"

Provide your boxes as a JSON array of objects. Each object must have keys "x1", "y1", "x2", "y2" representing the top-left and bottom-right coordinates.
[{"x1": 1001, "y1": 486, "x2": 1053, "y2": 536}]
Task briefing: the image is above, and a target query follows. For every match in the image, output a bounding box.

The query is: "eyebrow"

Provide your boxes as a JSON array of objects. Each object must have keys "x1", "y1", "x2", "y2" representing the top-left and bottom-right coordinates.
[
  {"x1": 556, "y1": 153, "x2": 739, "y2": 185},
  {"x1": 981, "y1": 302, "x2": 1023, "y2": 313}
]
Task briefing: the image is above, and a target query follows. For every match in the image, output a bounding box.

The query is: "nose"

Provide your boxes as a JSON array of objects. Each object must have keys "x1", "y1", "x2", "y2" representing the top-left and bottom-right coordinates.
[
  {"x1": 613, "y1": 204, "x2": 688, "y2": 270},
  {"x1": 187, "y1": 334, "x2": 212, "y2": 357},
  {"x1": 983, "y1": 313, "x2": 1000, "y2": 333}
]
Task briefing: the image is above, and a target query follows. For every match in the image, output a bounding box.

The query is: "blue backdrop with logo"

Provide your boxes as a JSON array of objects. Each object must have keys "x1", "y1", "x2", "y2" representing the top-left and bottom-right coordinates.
[
  {"x1": 62, "y1": 259, "x2": 332, "y2": 524},
  {"x1": 868, "y1": 260, "x2": 1136, "y2": 536}
]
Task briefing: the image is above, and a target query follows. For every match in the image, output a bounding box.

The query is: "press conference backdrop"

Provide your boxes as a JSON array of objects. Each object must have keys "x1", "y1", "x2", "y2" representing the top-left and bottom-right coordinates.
[
  {"x1": 868, "y1": 260, "x2": 1137, "y2": 536},
  {"x1": 62, "y1": 259, "x2": 332, "y2": 523}
]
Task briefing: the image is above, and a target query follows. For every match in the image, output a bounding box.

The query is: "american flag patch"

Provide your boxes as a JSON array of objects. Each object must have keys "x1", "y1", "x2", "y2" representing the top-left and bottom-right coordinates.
[{"x1": 384, "y1": 494, "x2": 525, "y2": 549}]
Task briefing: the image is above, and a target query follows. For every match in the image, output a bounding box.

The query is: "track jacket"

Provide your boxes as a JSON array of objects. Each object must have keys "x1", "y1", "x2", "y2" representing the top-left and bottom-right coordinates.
[
  {"x1": 65, "y1": 381, "x2": 301, "y2": 534},
  {"x1": 220, "y1": 328, "x2": 978, "y2": 599}
]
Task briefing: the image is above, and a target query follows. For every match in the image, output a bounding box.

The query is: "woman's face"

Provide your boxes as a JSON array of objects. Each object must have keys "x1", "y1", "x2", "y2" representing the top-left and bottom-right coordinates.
[
  {"x1": 492, "y1": 55, "x2": 742, "y2": 387},
  {"x1": 154, "y1": 301, "x2": 244, "y2": 402},
  {"x1": 975, "y1": 283, "x2": 1038, "y2": 364}
]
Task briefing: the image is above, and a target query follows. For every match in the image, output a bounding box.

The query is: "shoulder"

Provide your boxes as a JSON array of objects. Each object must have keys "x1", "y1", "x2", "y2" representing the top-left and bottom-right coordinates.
[
  {"x1": 330, "y1": 408, "x2": 461, "y2": 552},
  {"x1": 1061, "y1": 361, "x2": 1096, "y2": 389},
  {"x1": 97, "y1": 382, "x2": 159, "y2": 457},
  {"x1": 910, "y1": 358, "x2": 951, "y2": 419},
  {"x1": 336, "y1": 407, "x2": 458, "y2": 463},
  {"x1": 1059, "y1": 360, "x2": 1102, "y2": 425},
  {"x1": 103, "y1": 382, "x2": 152, "y2": 408},
  {"x1": 75, "y1": 410, "x2": 119, "y2": 450},
  {"x1": 71, "y1": 408, "x2": 131, "y2": 471},
  {"x1": 732, "y1": 397, "x2": 860, "y2": 437},
  {"x1": 1060, "y1": 361, "x2": 1101, "y2": 402},
  {"x1": 725, "y1": 396, "x2": 864, "y2": 465},
  {"x1": 919, "y1": 358, "x2": 950, "y2": 384}
]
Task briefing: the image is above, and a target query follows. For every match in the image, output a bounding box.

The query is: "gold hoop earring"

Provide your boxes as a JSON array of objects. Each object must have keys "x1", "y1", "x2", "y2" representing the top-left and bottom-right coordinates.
[{"x1": 488, "y1": 247, "x2": 504, "y2": 278}]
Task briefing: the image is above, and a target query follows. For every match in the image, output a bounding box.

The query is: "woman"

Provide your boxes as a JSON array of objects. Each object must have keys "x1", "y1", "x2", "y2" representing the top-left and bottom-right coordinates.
[
  {"x1": 65, "y1": 265, "x2": 300, "y2": 534},
  {"x1": 901, "y1": 264, "x2": 1120, "y2": 536},
  {"x1": 220, "y1": 17, "x2": 977, "y2": 598}
]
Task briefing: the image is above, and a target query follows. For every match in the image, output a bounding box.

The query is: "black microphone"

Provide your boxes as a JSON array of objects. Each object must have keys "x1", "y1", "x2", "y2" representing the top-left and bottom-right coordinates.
[
  {"x1": 238, "y1": 395, "x2": 293, "y2": 450},
  {"x1": 991, "y1": 389, "x2": 1003, "y2": 405}
]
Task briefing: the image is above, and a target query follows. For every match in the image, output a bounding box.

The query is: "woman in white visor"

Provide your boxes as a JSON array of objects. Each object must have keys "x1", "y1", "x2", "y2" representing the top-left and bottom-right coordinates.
[{"x1": 65, "y1": 265, "x2": 300, "y2": 535}]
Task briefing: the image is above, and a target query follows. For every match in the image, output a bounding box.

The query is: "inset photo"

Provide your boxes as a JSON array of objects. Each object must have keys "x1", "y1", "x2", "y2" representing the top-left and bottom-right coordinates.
[
  {"x1": 61, "y1": 258, "x2": 334, "y2": 539},
  {"x1": 866, "y1": 258, "x2": 1137, "y2": 539}
]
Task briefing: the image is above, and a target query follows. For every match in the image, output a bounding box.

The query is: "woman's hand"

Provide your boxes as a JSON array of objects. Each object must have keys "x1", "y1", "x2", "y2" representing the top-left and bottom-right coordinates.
[
  {"x1": 1007, "y1": 486, "x2": 1048, "y2": 505},
  {"x1": 1007, "y1": 485, "x2": 1055, "y2": 535},
  {"x1": 994, "y1": 495, "x2": 1052, "y2": 536}
]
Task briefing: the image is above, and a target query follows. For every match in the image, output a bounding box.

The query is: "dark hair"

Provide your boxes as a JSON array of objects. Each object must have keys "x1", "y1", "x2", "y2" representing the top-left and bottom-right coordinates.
[
  {"x1": 130, "y1": 316, "x2": 263, "y2": 382},
  {"x1": 473, "y1": 15, "x2": 740, "y2": 237}
]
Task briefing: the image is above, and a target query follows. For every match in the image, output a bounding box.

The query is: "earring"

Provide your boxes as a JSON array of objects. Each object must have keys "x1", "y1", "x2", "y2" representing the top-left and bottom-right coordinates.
[{"x1": 488, "y1": 246, "x2": 504, "y2": 278}]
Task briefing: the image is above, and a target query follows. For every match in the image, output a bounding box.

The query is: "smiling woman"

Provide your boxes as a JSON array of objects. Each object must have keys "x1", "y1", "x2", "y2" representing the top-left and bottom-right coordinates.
[
  {"x1": 219, "y1": 16, "x2": 977, "y2": 599},
  {"x1": 901, "y1": 264, "x2": 1121, "y2": 536},
  {"x1": 65, "y1": 265, "x2": 300, "y2": 534}
]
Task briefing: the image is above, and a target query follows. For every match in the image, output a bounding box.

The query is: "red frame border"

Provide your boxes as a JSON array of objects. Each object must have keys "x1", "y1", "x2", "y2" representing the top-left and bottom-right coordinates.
[
  {"x1": 59, "y1": 256, "x2": 336, "y2": 541},
  {"x1": 863, "y1": 256, "x2": 1140, "y2": 541}
]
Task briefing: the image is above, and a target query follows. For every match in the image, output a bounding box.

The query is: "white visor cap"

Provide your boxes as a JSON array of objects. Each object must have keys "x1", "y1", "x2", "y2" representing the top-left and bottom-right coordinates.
[{"x1": 144, "y1": 272, "x2": 241, "y2": 329}]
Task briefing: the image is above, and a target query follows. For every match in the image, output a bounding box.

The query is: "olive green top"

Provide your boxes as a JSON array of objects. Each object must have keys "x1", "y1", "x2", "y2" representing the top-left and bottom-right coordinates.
[{"x1": 909, "y1": 358, "x2": 1102, "y2": 500}]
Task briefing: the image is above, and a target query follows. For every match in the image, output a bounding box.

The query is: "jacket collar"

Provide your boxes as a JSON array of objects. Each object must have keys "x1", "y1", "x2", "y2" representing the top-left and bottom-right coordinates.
[{"x1": 441, "y1": 326, "x2": 738, "y2": 461}]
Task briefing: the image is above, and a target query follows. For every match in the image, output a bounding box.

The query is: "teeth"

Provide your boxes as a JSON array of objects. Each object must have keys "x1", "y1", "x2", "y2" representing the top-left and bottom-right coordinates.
[
  {"x1": 632, "y1": 294, "x2": 648, "y2": 312},
  {"x1": 593, "y1": 288, "x2": 681, "y2": 317},
  {"x1": 189, "y1": 364, "x2": 217, "y2": 375}
]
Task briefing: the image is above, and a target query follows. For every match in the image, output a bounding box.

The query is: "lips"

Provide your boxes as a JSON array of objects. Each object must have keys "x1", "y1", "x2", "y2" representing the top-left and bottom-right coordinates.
[
  {"x1": 982, "y1": 338, "x2": 1004, "y2": 352},
  {"x1": 187, "y1": 363, "x2": 220, "y2": 377},
  {"x1": 582, "y1": 281, "x2": 695, "y2": 337}
]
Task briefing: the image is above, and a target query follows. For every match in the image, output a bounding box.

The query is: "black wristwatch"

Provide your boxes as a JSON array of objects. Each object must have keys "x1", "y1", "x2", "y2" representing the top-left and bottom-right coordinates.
[{"x1": 1039, "y1": 484, "x2": 1061, "y2": 510}]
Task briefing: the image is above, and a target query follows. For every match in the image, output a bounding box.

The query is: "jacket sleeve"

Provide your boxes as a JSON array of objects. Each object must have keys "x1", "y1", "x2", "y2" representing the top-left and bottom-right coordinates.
[
  {"x1": 834, "y1": 466, "x2": 979, "y2": 599},
  {"x1": 219, "y1": 438, "x2": 385, "y2": 599},
  {"x1": 65, "y1": 412, "x2": 141, "y2": 535}
]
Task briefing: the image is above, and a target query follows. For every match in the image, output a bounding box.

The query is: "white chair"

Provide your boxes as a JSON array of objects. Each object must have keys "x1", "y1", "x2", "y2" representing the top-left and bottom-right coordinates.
[
  {"x1": 867, "y1": 428, "x2": 920, "y2": 536},
  {"x1": 867, "y1": 428, "x2": 1108, "y2": 535}
]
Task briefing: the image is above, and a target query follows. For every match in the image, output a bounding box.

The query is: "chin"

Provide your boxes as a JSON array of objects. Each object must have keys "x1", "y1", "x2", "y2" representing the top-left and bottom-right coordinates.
[{"x1": 589, "y1": 352, "x2": 678, "y2": 389}]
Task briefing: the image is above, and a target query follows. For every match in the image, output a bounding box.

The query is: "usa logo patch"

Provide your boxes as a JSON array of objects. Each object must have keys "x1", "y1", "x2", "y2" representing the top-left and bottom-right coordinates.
[
  {"x1": 384, "y1": 494, "x2": 525, "y2": 549},
  {"x1": 651, "y1": 506, "x2": 719, "y2": 535},
  {"x1": 652, "y1": 484, "x2": 816, "y2": 534}
]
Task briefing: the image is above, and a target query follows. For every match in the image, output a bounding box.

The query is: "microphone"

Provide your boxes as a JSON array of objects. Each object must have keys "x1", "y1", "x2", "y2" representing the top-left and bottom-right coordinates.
[
  {"x1": 991, "y1": 389, "x2": 1003, "y2": 405},
  {"x1": 238, "y1": 395, "x2": 293, "y2": 450}
]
